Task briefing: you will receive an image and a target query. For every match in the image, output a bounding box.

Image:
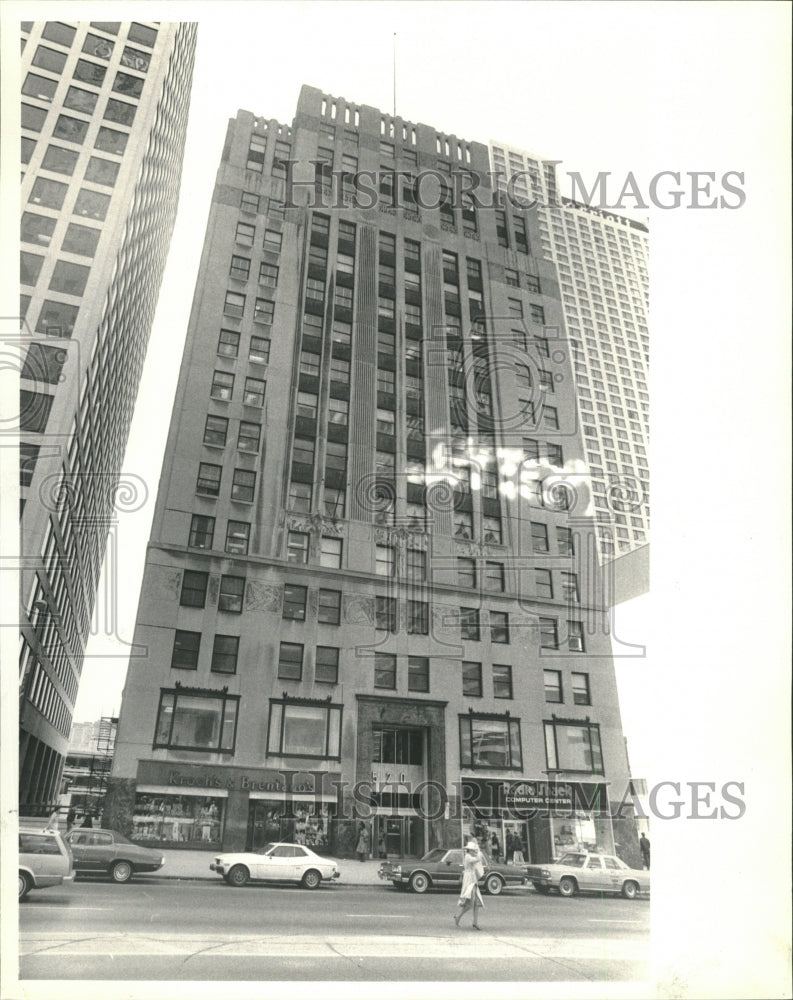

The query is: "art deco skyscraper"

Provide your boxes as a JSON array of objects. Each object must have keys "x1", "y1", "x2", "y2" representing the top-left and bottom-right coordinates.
[
  {"x1": 18, "y1": 20, "x2": 197, "y2": 806},
  {"x1": 107, "y1": 85, "x2": 639, "y2": 866}
]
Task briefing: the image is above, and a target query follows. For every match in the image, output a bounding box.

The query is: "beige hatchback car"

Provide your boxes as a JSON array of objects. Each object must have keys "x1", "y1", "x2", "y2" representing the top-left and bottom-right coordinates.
[{"x1": 19, "y1": 827, "x2": 75, "y2": 900}]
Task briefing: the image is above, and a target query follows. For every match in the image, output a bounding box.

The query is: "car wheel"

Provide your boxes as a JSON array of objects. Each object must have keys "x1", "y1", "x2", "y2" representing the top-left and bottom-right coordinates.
[
  {"x1": 484, "y1": 873, "x2": 504, "y2": 896},
  {"x1": 409, "y1": 871, "x2": 430, "y2": 894},
  {"x1": 19, "y1": 872, "x2": 31, "y2": 900},
  {"x1": 558, "y1": 876, "x2": 577, "y2": 897},
  {"x1": 534, "y1": 884, "x2": 551, "y2": 894},
  {"x1": 227, "y1": 864, "x2": 249, "y2": 888},
  {"x1": 622, "y1": 880, "x2": 638, "y2": 900},
  {"x1": 111, "y1": 860, "x2": 133, "y2": 883},
  {"x1": 301, "y1": 869, "x2": 322, "y2": 890}
]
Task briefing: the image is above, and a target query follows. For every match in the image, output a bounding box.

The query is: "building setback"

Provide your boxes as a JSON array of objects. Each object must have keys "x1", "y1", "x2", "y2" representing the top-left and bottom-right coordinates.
[
  {"x1": 19, "y1": 20, "x2": 197, "y2": 807},
  {"x1": 107, "y1": 85, "x2": 639, "y2": 865},
  {"x1": 489, "y1": 144, "x2": 650, "y2": 570}
]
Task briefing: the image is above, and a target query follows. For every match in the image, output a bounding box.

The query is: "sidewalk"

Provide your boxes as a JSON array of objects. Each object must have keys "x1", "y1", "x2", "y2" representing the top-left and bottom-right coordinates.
[{"x1": 152, "y1": 850, "x2": 386, "y2": 886}]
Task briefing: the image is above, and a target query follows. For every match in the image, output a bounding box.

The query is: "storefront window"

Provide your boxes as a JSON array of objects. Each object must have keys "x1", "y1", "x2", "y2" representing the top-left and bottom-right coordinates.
[
  {"x1": 154, "y1": 689, "x2": 239, "y2": 752},
  {"x1": 132, "y1": 793, "x2": 224, "y2": 845},
  {"x1": 267, "y1": 700, "x2": 342, "y2": 759},
  {"x1": 248, "y1": 801, "x2": 334, "y2": 851},
  {"x1": 459, "y1": 715, "x2": 522, "y2": 769},
  {"x1": 549, "y1": 814, "x2": 598, "y2": 855}
]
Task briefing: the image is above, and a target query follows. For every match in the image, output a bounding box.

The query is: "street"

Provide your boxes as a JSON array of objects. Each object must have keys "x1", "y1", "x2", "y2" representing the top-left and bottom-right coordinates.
[{"x1": 18, "y1": 877, "x2": 649, "y2": 982}]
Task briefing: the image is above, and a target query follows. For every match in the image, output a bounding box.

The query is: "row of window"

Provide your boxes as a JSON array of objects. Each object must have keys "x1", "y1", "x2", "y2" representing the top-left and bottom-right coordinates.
[
  {"x1": 24, "y1": 21, "x2": 158, "y2": 49},
  {"x1": 151, "y1": 686, "x2": 603, "y2": 773}
]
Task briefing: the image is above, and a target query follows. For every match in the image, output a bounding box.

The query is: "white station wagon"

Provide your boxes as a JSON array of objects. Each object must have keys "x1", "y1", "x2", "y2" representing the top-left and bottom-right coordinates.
[{"x1": 210, "y1": 841, "x2": 340, "y2": 889}]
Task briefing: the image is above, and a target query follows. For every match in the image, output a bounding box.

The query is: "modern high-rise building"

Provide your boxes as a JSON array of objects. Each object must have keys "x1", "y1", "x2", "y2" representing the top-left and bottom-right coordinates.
[
  {"x1": 18, "y1": 20, "x2": 197, "y2": 807},
  {"x1": 107, "y1": 85, "x2": 639, "y2": 865},
  {"x1": 489, "y1": 144, "x2": 649, "y2": 570}
]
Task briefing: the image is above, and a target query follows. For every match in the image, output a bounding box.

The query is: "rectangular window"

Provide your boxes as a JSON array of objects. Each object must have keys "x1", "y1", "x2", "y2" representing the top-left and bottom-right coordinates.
[
  {"x1": 287, "y1": 481, "x2": 311, "y2": 513},
  {"x1": 457, "y1": 557, "x2": 476, "y2": 589},
  {"x1": 189, "y1": 514, "x2": 215, "y2": 550},
  {"x1": 237, "y1": 421, "x2": 261, "y2": 453},
  {"x1": 243, "y1": 377, "x2": 265, "y2": 407},
  {"x1": 224, "y1": 291, "x2": 245, "y2": 318},
  {"x1": 104, "y1": 98, "x2": 136, "y2": 125},
  {"x1": 459, "y1": 715, "x2": 522, "y2": 769},
  {"x1": 254, "y1": 298, "x2": 274, "y2": 324},
  {"x1": 217, "y1": 329, "x2": 239, "y2": 357},
  {"x1": 507, "y1": 297, "x2": 523, "y2": 319},
  {"x1": 23, "y1": 73, "x2": 58, "y2": 103},
  {"x1": 323, "y1": 487, "x2": 345, "y2": 518},
  {"x1": 544, "y1": 720, "x2": 603, "y2": 774},
  {"x1": 462, "y1": 661, "x2": 483, "y2": 697},
  {"x1": 283, "y1": 584, "x2": 307, "y2": 621},
  {"x1": 375, "y1": 595, "x2": 397, "y2": 632},
  {"x1": 112, "y1": 71, "x2": 143, "y2": 98},
  {"x1": 94, "y1": 126, "x2": 128, "y2": 156},
  {"x1": 328, "y1": 397, "x2": 348, "y2": 426},
  {"x1": 484, "y1": 561, "x2": 505, "y2": 592},
  {"x1": 572, "y1": 671, "x2": 591, "y2": 705},
  {"x1": 211, "y1": 634, "x2": 239, "y2": 674},
  {"x1": 154, "y1": 690, "x2": 239, "y2": 752},
  {"x1": 225, "y1": 520, "x2": 250, "y2": 556},
  {"x1": 483, "y1": 517, "x2": 502, "y2": 545},
  {"x1": 49, "y1": 260, "x2": 90, "y2": 296},
  {"x1": 29, "y1": 177, "x2": 68, "y2": 210},
  {"x1": 293, "y1": 437, "x2": 315, "y2": 467},
  {"x1": 375, "y1": 545, "x2": 394, "y2": 577},
  {"x1": 493, "y1": 664, "x2": 513, "y2": 699},
  {"x1": 535, "y1": 568, "x2": 553, "y2": 599},
  {"x1": 490, "y1": 610, "x2": 509, "y2": 644},
  {"x1": 171, "y1": 630, "x2": 200, "y2": 670},
  {"x1": 235, "y1": 221, "x2": 255, "y2": 246},
  {"x1": 460, "y1": 607, "x2": 480, "y2": 641},
  {"x1": 297, "y1": 391, "x2": 318, "y2": 419},
  {"x1": 267, "y1": 700, "x2": 342, "y2": 758},
  {"x1": 230, "y1": 255, "x2": 250, "y2": 280},
  {"x1": 531, "y1": 521, "x2": 549, "y2": 553},
  {"x1": 218, "y1": 575, "x2": 245, "y2": 613},
  {"x1": 568, "y1": 620, "x2": 585, "y2": 652},
  {"x1": 320, "y1": 536, "x2": 342, "y2": 568},
  {"x1": 544, "y1": 669, "x2": 563, "y2": 703},
  {"x1": 263, "y1": 229, "x2": 282, "y2": 252},
  {"x1": 287, "y1": 531, "x2": 309, "y2": 564},
  {"x1": 505, "y1": 267, "x2": 519, "y2": 288},
  {"x1": 408, "y1": 656, "x2": 429, "y2": 693},
  {"x1": 241, "y1": 191, "x2": 260, "y2": 213},
  {"x1": 561, "y1": 572, "x2": 579, "y2": 602},
  {"x1": 530, "y1": 304, "x2": 545, "y2": 325},
  {"x1": 259, "y1": 262, "x2": 279, "y2": 285},
  {"x1": 315, "y1": 646, "x2": 339, "y2": 684},
  {"x1": 249, "y1": 336, "x2": 270, "y2": 365},
  {"x1": 278, "y1": 642, "x2": 303, "y2": 681},
  {"x1": 210, "y1": 370, "x2": 234, "y2": 401},
  {"x1": 374, "y1": 653, "x2": 396, "y2": 690},
  {"x1": 180, "y1": 571, "x2": 208, "y2": 608},
  {"x1": 231, "y1": 468, "x2": 256, "y2": 503},
  {"x1": 407, "y1": 600, "x2": 429, "y2": 636},
  {"x1": 318, "y1": 588, "x2": 341, "y2": 625},
  {"x1": 539, "y1": 616, "x2": 559, "y2": 649},
  {"x1": 406, "y1": 548, "x2": 426, "y2": 583}
]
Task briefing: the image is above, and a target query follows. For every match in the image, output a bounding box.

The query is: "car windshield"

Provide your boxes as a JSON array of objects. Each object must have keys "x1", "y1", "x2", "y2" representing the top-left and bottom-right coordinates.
[
  {"x1": 421, "y1": 849, "x2": 446, "y2": 862},
  {"x1": 112, "y1": 830, "x2": 134, "y2": 846},
  {"x1": 256, "y1": 843, "x2": 278, "y2": 855},
  {"x1": 558, "y1": 853, "x2": 587, "y2": 867}
]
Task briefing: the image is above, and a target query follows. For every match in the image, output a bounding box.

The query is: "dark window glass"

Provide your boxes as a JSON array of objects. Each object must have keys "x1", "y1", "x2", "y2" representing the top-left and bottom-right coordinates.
[
  {"x1": 189, "y1": 514, "x2": 215, "y2": 550},
  {"x1": 231, "y1": 468, "x2": 256, "y2": 502},
  {"x1": 462, "y1": 661, "x2": 483, "y2": 697},
  {"x1": 318, "y1": 589, "x2": 341, "y2": 625},
  {"x1": 41, "y1": 144, "x2": 80, "y2": 175},
  {"x1": 20, "y1": 390, "x2": 53, "y2": 433},
  {"x1": 171, "y1": 630, "x2": 200, "y2": 670},
  {"x1": 278, "y1": 642, "x2": 303, "y2": 680},
  {"x1": 84, "y1": 156, "x2": 119, "y2": 187},
  {"x1": 212, "y1": 635, "x2": 240, "y2": 674},
  {"x1": 95, "y1": 126, "x2": 128, "y2": 156},
  {"x1": 21, "y1": 212, "x2": 57, "y2": 248},
  {"x1": 41, "y1": 22, "x2": 76, "y2": 47},
  {"x1": 29, "y1": 176, "x2": 68, "y2": 209},
  {"x1": 21, "y1": 343, "x2": 67, "y2": 385},
  {"x1": 63, "y1": 86, "x2": 98, "y2": 114},
  {"x1": 73, "y1": 60, "x2": 107, "y2": 86},
  {"x1": 53, "y1": 115, "x2": 89, "y2": 145},
  {"x1": 21, "y1": 252, "x2": 45, "y2": 287},
  {"x1": 32, "y1": 45, "x2": 67, "y2": 73},
  {"x1": 196, "y1": 463, "x2": 222, "y2": 497},
  {"x1": 315, "y1": 646, "x2": 339, "y2": 684},
  {"x1": 120, "y1": 46, "x2": 150, "y2": 72},
  {"x1": 112, "y1": 72, "x2": 144, "y2": 98},
  {"x1": 128, "y1": 22, "x2": 158, "y2": 47},
  {"x1": 282, "y1": 584, "x2": 307, "y2": 620},
  {"x1": 73, "y1": 188, "x2": 111, "y2": 220},
  {"x1": 374, "y1": 653, "x2": 396, "y2": 690},
  {"x1": 90, "y1": 22, "x2": 121, "y2": 35},
  {"x1": 22, "y1": 103, "x2": 49, "y2": 132},
  {"x1": 61, "y1": 223, "x2": 100, "y2": 258},
  {"x1": 35, "y1": 300, "x2": 79, "y2": 337},
  {"x1": 408, "y1": 656, "x2": 429, "y2": 693},
  {"x1": 49, "y1": 260, "x2": 90, "y2": 296},
  {"x1": 21, "y1": 136, "x2": 36, "y2": 164},
  {"x1": 81, "y1": 33, "x2": 114, "y2": 60},
  {"x1": 218, "y1": 575, "x2": 245, "y2": 613},
  {"x1": 104, "y1": 98, "x2": 137, "y2": 126},
  {"x1": 22, "y1": 73, "x2": 58, "y2": 103}
]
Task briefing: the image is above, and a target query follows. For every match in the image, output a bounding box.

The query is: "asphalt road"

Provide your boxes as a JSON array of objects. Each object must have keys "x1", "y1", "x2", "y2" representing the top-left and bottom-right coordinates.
[{"x1": 18, "y1": 877, "x2": 650, "y2": 983}]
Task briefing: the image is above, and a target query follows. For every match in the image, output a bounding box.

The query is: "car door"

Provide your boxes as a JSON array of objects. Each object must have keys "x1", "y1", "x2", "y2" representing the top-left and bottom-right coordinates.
[
  {"x1": 90, "y1": 831, "x2": 116, "y2": 869},
  {"x1": 435, "y1": 849, "x2": 464, "y2": 888},
  {"x1": 580, "y1": 855, "x2": 606, "y2": 890},
  {"x1": 257, "y1": 845, "x2": 293, "y2": 881},
  {"x1": 67, "y1": 830, "x2": 92, "y2": 871},
  {"x1": 602, "y1": 855, "x2": 624, "y2": 890}
]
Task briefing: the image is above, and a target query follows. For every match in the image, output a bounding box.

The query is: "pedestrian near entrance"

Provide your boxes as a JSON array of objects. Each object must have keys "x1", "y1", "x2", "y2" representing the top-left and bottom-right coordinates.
[
  {"x1": 355, "y1": 823, "x2": 370, "y2": 862},
  {"x1": 639, "y1": 833, "x2": 650, "y2": 869},
  {"x1": 454, "y1": 840, "x2": 485, "y2": 930}
]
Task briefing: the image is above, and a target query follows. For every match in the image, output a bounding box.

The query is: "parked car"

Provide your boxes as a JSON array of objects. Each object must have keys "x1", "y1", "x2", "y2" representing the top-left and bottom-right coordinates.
[
  {"x1": 378, "y1": 847, "x2": 526, "y2": 895},
  {"x1": 19, "y1": 827, "x2": 75, "y2": 900},
  {"x1": 525, "y1": 851, "x2": 650, "y2": 899},
  {"x1": 210, "y1": 842, "x2": 340, "y2": 889},
  {"x1": 65, "y1": 828, "x2": 165, "y2": 883}
]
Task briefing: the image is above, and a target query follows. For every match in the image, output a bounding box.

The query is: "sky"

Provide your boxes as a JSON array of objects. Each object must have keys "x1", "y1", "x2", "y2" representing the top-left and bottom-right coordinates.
[{"x1": 3, "y1": 1, "x2": 790, "y2": 993}]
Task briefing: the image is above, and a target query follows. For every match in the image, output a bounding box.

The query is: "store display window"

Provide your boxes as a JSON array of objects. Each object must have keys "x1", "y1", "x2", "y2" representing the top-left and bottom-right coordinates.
[
  {"x1": 132, "y1": 793, "x2": 224, "y2": 845},
  {"x1": 248, "y1": 801, "x2": 334, "y2": 851}
]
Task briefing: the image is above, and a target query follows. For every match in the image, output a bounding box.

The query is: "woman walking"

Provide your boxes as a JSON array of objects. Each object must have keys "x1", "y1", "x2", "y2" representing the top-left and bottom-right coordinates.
[{"x1": 454, "y1": 840, "x2": 485, "y2": 930}]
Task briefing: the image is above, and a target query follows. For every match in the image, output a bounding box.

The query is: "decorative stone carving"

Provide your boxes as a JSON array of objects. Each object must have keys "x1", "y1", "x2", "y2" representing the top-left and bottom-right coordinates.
[
  {"x1": 162, "y1": 570, "x2": 183, "y2": 599},
  {"x1": 246, "y1": 581, "x2": 281, "y2": 613},
  {"x1": 344, "y1": 594, "x2": 374, "y2": 626}
]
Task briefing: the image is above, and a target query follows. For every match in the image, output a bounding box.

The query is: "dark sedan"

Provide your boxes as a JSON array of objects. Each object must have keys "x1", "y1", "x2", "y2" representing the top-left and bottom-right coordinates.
[
  {"x1": 65, "y1": 828, "x2": 165, "y2": 883},
  {"x1": 378, "y1": 848, "x2": 526, "y2": 895}
]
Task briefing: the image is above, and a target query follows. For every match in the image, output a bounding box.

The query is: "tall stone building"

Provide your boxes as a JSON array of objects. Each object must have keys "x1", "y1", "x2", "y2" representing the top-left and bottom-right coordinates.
[
  {"x1": 107, "y1": 85, "x2": 638, "y2": 864},
  {"x1": 19, "y1": 20, "x2": 197, "y2": 806}
]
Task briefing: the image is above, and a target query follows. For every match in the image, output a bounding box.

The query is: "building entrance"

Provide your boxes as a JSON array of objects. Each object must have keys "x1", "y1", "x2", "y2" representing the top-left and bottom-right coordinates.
[{"x1": 375, "y1": 815, "x2": 423, "y2": 859}]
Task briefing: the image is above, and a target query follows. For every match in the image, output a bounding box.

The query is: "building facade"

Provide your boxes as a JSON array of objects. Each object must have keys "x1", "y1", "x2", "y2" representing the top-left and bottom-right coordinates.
[
  {"x1": 19, "y1": 20, "x2": 197, "y2": 807},
  {"x1": 107, "y1": 86, "x2": 639, "y2": 864},
  {"x1": 489, "y1": 144, "x2": 649, "y2": 568}
]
